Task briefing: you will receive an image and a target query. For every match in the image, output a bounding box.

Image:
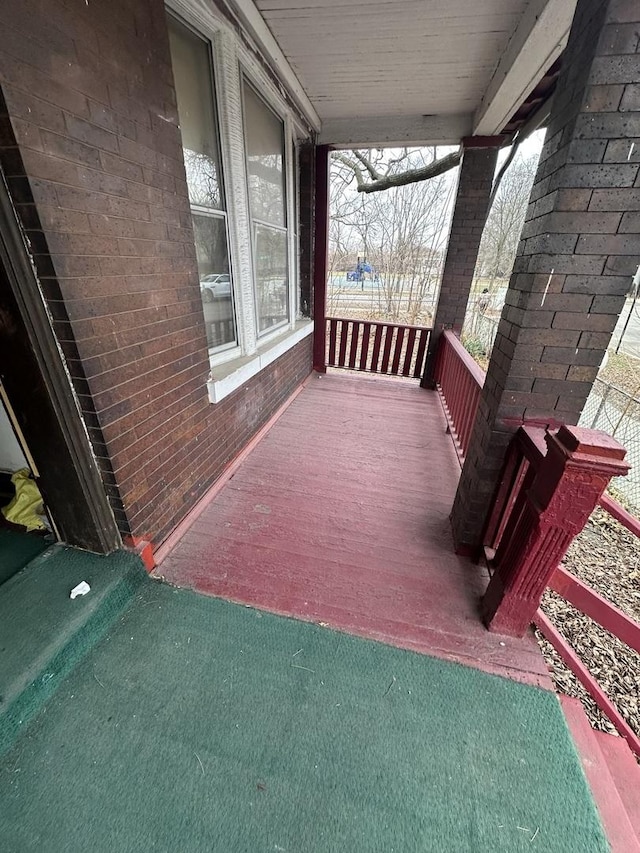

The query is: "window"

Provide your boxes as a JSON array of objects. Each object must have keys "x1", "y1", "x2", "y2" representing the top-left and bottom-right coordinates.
[
  {"x1": 168, "y1": 16, "x2": 236, "y2": 352},
  {"x1": 165, "y1": 7, "x2": 314, "y2": 402},
  {"x1": 242, "y1": 82, "x2": 289, "y2": 336}
]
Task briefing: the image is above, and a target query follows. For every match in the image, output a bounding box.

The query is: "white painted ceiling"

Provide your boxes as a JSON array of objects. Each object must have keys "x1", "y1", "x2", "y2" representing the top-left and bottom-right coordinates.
[
  {"x1": 256, "y1": 0, "x2": 527, "y2": 120},
  {"x1": 247, "y1": 0, "x2": 576, "y2": 145}
]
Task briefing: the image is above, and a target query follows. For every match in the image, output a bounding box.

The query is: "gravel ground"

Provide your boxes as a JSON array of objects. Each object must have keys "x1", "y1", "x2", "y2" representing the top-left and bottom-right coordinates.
[
  {"x1": 537, "y1": 503, "x2": 640, "y2": 739},
  {"x1": 599, "y1": 351, "x2": 640, "y2": 398}
]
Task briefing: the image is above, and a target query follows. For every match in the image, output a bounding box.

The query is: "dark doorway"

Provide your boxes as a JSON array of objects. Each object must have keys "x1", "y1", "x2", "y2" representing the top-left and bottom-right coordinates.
[{"x1": 0, "y1": 170, "x2": 120, "y2": 555}]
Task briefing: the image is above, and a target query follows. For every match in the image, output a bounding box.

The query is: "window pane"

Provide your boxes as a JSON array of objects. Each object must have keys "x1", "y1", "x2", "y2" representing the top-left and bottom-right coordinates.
[
  {"x1": 168, "y1": 18, "x2": 224, "y2": 210},
  {"x1": 255, "y1": 225, "x2": 288, "y2": 333},
  {"x1": 243, "y1": 83, "x2": 285, "y2": 227},
  {"x1": 193, "y1": 214, "x2": 236, "y2": 349}
]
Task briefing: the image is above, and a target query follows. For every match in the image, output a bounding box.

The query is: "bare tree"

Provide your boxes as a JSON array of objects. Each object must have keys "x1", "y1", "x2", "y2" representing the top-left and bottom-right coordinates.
[
  {"x1": 329, "y1": 148, "x2": 458, "y2": 323},
  {"x1": 332, "y1": 148, "x2": 462, "y2": 194},
  {"x1": 476, "y1": 146, "x2": 541, "y2": 292}
]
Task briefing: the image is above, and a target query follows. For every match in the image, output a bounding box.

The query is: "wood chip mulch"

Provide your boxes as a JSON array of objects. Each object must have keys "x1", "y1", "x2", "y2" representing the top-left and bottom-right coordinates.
[{"x1": 536, "y1": 504, "x2": 640, "y2": 739}]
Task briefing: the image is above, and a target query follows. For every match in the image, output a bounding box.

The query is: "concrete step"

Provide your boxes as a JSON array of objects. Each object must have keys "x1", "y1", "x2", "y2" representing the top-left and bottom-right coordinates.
[
  {"x1": 0, "y1": 543, "x2": 146, "y2": 758},
  {"x1": 560, "y1": 694, "x2": 640, "y2": 853}
]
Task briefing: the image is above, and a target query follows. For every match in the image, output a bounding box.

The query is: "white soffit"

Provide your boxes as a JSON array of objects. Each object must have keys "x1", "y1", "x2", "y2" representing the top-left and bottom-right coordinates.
[
  {"x1": 224, "y1": 0, "x2": 321, "y2": 131},
  {"x1": 473, "y1": 0, "x2": 577, "y2": 136},
  {"x1": 248, "y1": 0, "x2": 577, "y2": 146}
]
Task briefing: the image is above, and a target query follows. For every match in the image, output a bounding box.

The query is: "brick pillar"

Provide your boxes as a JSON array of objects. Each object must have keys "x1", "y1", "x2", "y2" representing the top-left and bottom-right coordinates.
[
  {"x1": 482, "y1": 426, "x2": 629, "y2": 637},
  {"x1": 451, "y1": 0, "x2": 640, "y2": 552},
  {"x1": 422, "y1": 141, "x2": 501, "y2": 387}
]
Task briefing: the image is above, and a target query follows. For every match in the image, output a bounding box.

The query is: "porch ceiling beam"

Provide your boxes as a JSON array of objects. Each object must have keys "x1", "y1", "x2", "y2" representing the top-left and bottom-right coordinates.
[
  {"x1": 223, "y1": 0, "x2": 321, "y2": 131},
  {"x1": 319, "y1": 114, "x2": 473, "y2": 149},
  {"x1": 473, "y1": 0, "x2": 577, "y2": 137}
]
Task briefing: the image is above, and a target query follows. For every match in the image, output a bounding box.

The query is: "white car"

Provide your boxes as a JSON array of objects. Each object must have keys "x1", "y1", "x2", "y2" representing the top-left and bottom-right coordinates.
[{"x1": 200, "y1": 274, "x2": 231, "y2": 302}]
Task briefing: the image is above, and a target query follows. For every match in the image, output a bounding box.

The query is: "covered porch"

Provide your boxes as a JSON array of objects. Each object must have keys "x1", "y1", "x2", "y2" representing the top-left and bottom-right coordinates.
[
  {"x1": 0, "y1": 371, "x2": 612, "y2": 852},
  {"x1": 4, "y1": 363, "x2": 638, "y2": 851},
  {"x1": 155, "y1": 372, "x2": 549, "y2": 686},
  {"x1": 0, "y1": 0, "x2": 639, "y2": 848}
]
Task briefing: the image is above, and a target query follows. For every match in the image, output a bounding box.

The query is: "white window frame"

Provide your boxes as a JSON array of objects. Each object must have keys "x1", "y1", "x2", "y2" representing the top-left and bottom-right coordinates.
[
  {"x1": 166, "y1": 0, "x2": 312, "y2": 401},
  {"x1": 191, "y1": 205, "x2": 238, "y2": 360},
  {"x1": 240, "y1": 76, "x2": 292, "y2": 342},
  {"x1": 167, "y1": 11, "x2": 241, "y2": 362},
  {"x1": 288, "y1": 126, "x2": 302, "y2": 321}
]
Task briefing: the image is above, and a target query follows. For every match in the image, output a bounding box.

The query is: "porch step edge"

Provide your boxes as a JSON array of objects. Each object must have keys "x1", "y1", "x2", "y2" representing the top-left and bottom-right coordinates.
[
  {"x1": 0, "y1": 545, "x2": 147, "y2": 759},
  {"x1": 560, "y1": 695, "x2": 640, "y2": 853}
]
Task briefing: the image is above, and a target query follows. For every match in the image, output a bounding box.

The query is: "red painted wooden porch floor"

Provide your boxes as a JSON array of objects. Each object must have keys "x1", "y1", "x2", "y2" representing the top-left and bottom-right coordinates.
[{"x1": 156, "y1": 373, "x2": 551, "y2": 688}]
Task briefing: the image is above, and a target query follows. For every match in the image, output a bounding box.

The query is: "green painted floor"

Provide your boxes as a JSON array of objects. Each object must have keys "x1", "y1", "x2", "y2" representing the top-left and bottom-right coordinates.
[
  {"x1": 0, "y1": 578, "x2": 607, "y2": 853},
  {"x1": 0, "y1": 528, "x2": 49, "y2": 586},
  {"x1": 0, "y1": 543, "x2": 145, "y2": 755}
]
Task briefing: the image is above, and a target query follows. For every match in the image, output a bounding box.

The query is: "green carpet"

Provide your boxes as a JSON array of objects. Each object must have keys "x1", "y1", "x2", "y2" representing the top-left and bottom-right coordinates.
[
  {"x1": 0, "y1": 544, "x2": 146, "y2": 756},
  {"x1": 0, "y1": 528, "x2": 49, "y2": 586},
  {"x1": 0, "y1": 582, "x2": 607, "y2": 853}
]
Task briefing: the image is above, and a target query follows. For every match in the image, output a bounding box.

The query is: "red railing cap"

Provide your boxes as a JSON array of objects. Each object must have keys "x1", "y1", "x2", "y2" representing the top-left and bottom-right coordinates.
[
  {"x1": 554, "y1": 425, "x2": 628, "y2": 460},
  {"x1": 517, "y1": 425, "x2": 547, "y2": 463},
  {"x1": 548, "y1": 425, "x2": 631, "y2": 475},
  {"x1": 327, "y1": 316, "x2": 432, "y2": 333}
]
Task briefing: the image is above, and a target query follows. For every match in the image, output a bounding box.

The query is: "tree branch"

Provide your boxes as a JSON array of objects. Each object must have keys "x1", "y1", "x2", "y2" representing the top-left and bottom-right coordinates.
[
  {"x1": 353, "y1": 150, "x2": 381, "y2": 181},
  {"x1": 331, "y1": 152, "x2": 366, "y2": 190},
  {"x1": 354, "y1": 149, "x2": 462, "y2": 193}
]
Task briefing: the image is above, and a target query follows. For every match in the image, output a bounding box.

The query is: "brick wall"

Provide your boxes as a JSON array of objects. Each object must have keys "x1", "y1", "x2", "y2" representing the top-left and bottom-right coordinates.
[
  {"x1": 423, "y1": 145, "x2": 499, "y2": 385},
  {"x1": 117, "y1": 335, "x2": 312, "y2": 544},
  {"x1": 0, "y1": 0, "x2": 312, "y2": 546},
  {"x1": 451, "y1": 0, "x2": 640, "y2": 550}
]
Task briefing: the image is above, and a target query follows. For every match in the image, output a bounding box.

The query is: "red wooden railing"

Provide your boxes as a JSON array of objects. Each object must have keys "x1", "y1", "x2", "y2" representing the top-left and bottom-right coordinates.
[
  {"x1": 432, "y1": 330, "x2": 484, "y2": 463},
  {"x1": 325, "y1": 317, "x2": 430, "y2": 378},
  {"x1": 484, "y1": 425, "x2": 640, "y2": 756}
]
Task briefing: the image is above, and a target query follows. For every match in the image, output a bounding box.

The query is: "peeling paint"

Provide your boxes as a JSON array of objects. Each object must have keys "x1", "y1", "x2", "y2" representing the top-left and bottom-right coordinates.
[{"x1": 540, "y1": 268, "x2": 554, "y2": 307}]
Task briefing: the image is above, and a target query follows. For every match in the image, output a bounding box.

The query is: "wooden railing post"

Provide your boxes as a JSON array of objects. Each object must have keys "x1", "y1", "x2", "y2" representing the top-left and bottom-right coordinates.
[
  {"x1": 313, "y1": 145, "x2": 330, "y2": 373},
  {"x1": 482, "y1": 425, "x2": 630, "y2": 637}
]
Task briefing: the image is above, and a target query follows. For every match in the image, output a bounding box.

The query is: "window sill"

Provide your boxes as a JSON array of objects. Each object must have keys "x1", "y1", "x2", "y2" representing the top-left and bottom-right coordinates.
[{"x1": 207, "y1": 320, "x2": 313, "y2": 404}]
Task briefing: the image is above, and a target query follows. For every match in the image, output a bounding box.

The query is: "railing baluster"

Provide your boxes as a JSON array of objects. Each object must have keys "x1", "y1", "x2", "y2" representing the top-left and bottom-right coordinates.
[
  {"x1": 348, "y1": 321, "x2": 360, "y2": 368},
  {"x1": 359, "y1": 322, "x2": 371, "y2": 371},
  {"x1": 483, "y1": 443, "x2": 527, "y2": 553},
  {"x1": 328, "y1": 318, "x2": 337, "y2": 366},
  {"x1": 391, "y1": 326, "x2": 405, "y2": 375},
  {"x1": 371, "y1": 325, "x2": 384, "y2": 372},
  {"x1": 380, "y1": 326, "x2": 394, "y2": 373},
  {"x1": 402, "y1": 327, "x2": 417, "y2": 376},
  {"x1": 338, "y1": 319, "x2": 349, "y2": 367}
]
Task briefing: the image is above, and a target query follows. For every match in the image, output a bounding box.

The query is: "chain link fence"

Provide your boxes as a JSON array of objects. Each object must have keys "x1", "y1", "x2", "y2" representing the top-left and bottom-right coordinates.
[
  {"x1": 463, "y1": 297, "x2": 640, "y2": 508},
  {"x1": 463, "y1": 308, "x2": 500, "y2": 356},
  {"x1": 579, "y1": 378, "x2": 640, "y2": 509}
]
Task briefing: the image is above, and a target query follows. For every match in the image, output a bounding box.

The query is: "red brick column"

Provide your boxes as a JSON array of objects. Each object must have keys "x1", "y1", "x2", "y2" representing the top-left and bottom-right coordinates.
[
  {"x1": 451, "y1": 0, "x2": 640, "y2": 552},
  {"x1": 422, "y1": 141, "x2": 501, "y2": 387},
  {"x1": 482, "y1": 425, "x2": 629, "y2": 637}
]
